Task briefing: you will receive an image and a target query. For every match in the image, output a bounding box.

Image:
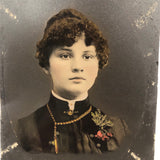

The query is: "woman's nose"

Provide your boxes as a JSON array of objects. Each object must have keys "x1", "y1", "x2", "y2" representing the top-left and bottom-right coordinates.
[
  {"x1": 72, "y1": 68, "x2": 84, "y2": 73},
  {"x1": 71, "y1": 59, "x2": 84, "y2": 73}
]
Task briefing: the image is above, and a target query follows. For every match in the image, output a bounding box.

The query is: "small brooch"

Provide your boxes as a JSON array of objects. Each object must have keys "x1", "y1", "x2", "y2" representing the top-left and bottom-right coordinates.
[
  {"x1": 91, "y1": 109, "x2": 113, "y2": 141},
  {"x1": 64, "y1": 110, "x2": 79, "y2": 116}
]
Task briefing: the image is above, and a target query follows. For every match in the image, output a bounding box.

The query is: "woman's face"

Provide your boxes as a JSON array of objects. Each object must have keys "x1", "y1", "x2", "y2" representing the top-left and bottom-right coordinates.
[{"x1": 48, "y1": 34, "x2": 99, "y2": 99}]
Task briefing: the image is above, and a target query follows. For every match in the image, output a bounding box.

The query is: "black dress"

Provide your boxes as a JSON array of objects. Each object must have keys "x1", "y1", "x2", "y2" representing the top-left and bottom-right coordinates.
[{"x1": 16, "y1": 94, "x2": 129, "y2": 154}]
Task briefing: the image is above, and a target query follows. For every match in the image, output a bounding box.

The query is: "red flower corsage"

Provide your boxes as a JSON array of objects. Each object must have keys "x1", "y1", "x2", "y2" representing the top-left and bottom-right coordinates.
[
  {"x1": 95, "y1": 130, "x2": 113, "y2": 141},
  {"x1": 91, "y1": 109, "x2": 114, "y2": 141}
]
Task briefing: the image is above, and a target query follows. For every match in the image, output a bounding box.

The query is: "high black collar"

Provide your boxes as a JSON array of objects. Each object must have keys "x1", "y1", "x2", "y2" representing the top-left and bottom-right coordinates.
[{"x1": 47, "y1": 93, "x2": 91, "y2": 122}]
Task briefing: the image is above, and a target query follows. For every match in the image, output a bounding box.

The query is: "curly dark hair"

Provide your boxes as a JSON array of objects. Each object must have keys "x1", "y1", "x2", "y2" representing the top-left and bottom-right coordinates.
[{"x1": 36, "y1": 9, "x2": 110, "y2": 69}]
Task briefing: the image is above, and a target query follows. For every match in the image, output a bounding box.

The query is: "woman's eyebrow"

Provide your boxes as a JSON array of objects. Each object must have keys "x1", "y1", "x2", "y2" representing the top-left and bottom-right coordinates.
[
  {"x1": 84, "y1": 50, "x2": 95, "y2": 54},
  {"x1": 57, "y1": 48, "x2": 72, "y2": 52}
]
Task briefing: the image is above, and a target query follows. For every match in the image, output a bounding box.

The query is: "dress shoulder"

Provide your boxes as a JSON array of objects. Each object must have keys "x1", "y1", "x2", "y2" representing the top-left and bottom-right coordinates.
[{"x1": 15, "y1": 110, "x2": 43, "y2": 153}]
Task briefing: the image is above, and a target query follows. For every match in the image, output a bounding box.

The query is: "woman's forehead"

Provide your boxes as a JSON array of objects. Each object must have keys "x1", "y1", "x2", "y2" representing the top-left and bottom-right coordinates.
[{"x1": 56, "y1": 40, "x2": 96, "y2": 53}]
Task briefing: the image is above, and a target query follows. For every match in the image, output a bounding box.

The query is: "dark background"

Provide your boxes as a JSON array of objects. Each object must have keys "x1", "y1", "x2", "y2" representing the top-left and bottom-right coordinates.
[{"x1": 0, "y1": 0, "x2": 159, "y2": 159}]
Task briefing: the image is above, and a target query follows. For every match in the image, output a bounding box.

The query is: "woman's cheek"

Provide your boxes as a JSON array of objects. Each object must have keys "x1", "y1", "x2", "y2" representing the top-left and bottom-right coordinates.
[
  {"x1": 50, "y1": 64, "x2": 62, "y2": 79},
  {"x1": 86, "y1": 65, "x2": 98, "y2": 86},
  {"x1": 88, "y1": 63, "x2": 98, "y2": 76}
]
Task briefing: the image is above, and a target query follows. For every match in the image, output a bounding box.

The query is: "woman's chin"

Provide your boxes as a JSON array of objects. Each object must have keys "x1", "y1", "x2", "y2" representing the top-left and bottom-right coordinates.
[{"x1": 57, "y1": 89, "x2": 87, "y2": 100}]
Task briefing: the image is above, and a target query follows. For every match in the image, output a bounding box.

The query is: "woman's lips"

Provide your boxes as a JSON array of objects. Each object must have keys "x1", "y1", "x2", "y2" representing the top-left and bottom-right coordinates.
[
  {"x1": 69, "y1": 77, "x2": 86, "y2": 80},
  {"x1": 69, "y1": 77, "x2": 86, "y2": 84}
]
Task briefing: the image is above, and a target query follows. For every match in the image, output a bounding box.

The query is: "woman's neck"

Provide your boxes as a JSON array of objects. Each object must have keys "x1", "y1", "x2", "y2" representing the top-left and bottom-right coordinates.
[
  {"x1": 51, "y1": 90, "x2": 88, "y2": 111},
  {"x1": 51, "y1": 90, "x2": 88, "y2": 102}
]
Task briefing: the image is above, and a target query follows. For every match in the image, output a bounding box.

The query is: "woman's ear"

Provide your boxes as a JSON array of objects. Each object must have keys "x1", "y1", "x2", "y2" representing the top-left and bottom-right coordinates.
[{"x1": 42, "y1": 68, "x2": 50, "y2": 75}]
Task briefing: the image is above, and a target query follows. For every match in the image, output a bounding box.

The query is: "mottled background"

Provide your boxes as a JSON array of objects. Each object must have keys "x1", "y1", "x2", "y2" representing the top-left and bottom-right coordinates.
[{"x1": 0, "y1": 0, "x2": 159, "y2": 159}]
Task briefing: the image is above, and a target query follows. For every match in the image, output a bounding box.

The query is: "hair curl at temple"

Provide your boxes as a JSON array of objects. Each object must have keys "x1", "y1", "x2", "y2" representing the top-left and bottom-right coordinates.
[{"x1": 36, "y1": 9, "x2": 110, "y2": 69}]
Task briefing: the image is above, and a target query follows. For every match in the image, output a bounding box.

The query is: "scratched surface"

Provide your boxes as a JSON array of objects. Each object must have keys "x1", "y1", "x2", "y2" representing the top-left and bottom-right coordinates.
[{"x1": 0, "y1": 0, "x2": 160, "y2": 160}]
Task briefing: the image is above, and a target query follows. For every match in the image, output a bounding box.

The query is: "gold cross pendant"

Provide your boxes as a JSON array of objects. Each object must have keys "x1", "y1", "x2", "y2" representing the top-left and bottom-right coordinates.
[
  {"x1": 48, "y1": 131, "x2": 59, "y2": 146},
  {"x1": 49, "y1": 138, "x2": 58, "y2": 154}
]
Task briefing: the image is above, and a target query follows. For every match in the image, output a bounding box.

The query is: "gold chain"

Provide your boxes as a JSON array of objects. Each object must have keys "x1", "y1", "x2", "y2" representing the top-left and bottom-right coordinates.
[{"x1": 46, "y1": 104, "x2": 92, "y2": 154}]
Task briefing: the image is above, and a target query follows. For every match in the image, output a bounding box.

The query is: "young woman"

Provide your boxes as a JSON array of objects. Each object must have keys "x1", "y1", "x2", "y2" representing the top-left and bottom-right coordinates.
[{"x1": 16, "y1": 9, "x2": 129, "y2": 154}]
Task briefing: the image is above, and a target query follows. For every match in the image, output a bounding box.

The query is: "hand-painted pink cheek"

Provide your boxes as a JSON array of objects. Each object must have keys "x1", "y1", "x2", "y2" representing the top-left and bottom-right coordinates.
[
  {"x1": 49, "y1": 63, "x2": 65, "y2": 77},
  {"x1": 85, "y1": 65, "x2": 98, "y2": 78}
]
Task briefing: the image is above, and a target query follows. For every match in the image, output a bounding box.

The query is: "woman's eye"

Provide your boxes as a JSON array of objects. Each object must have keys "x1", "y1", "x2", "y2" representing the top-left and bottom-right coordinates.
[
  {"x1": 83, "y1": 55, "x2": 94, "y2": 60},
  {"x1": 59, "y1": 54, "x2": 71, "y2": 59}
]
